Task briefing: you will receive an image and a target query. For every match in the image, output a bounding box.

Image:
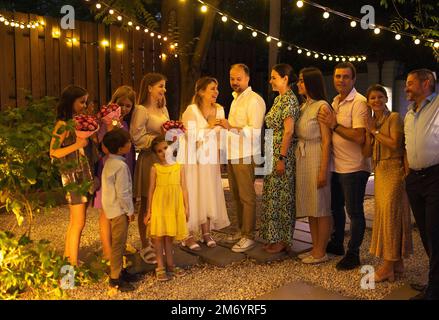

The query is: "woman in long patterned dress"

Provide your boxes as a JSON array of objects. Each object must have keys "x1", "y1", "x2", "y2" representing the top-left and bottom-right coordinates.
[
  {"x1": 260, "y1": 64, "x2": 300, "y2": 253},
  {"x1": 363, "y1": 84, "x2": 413, "y2": 282},
  {"x1": 295, "y1": 67, "x2": 333, "y2": 264},
  {"x1": 130, "y1": 73, "x2": 170, "y2": 263},
  {"x1": 179, "y1": 77, "x2": 230, "y2": 250}
]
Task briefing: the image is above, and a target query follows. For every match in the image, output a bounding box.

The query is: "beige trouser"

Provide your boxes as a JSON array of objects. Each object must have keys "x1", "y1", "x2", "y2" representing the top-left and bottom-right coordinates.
[
  {"x1": 110, "y1": 214, "x2": 128, "y2": 279},
  {"x1": 227, "y1": 159, "x2": 256, "y2": 239}
]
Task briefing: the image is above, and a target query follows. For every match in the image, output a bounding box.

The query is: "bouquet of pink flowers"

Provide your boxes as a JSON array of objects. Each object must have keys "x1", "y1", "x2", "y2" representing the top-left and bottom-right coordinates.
[
  {"x1": 98, "y1": 103, "x2": 121, "y2": 126},
  {"x1": 162, "y1": 120, "x2": 186, "y2": 132},
  {"x1": 162, "y1": 120, "x2": 186, "y2": 142},
  {"x1": 74, "y1": 114, "x2": 100, "y2": 139}
]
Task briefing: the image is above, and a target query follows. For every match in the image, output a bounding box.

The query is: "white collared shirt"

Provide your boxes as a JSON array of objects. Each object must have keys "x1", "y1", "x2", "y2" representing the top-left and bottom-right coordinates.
[{"x1": 227, "y1": 87, "x2": 266, "y2": 160}]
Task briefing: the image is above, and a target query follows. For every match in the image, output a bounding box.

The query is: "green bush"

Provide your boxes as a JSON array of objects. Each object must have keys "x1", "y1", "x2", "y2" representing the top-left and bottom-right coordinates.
[{"x1": 0, "y1": 231, "x2": 97, "y2": 299}]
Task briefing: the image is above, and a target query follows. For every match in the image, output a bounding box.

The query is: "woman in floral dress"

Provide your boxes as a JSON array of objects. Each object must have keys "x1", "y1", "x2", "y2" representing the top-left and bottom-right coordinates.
[{"x1": 260, "y1": 64, "x2": 301, "y2": 253}]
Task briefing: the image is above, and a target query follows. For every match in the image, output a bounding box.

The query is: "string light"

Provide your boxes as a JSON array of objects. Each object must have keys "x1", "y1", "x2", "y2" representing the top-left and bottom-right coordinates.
[
  {"x1": 298, "y1": 0, "x2": 438, "y2": 44},
  {"x1": 109, "y1": 9, "x2": 114, "y2": 15},
  {"x1": 434, "y1": 42, "x2": 439, "y2": 49},
  {"x1": 314, "y1": 53, "x2": 319, "y2": 58},
  {"x1": 414, "y1": 38, "x2": 420, "y2": 45},
  {"x1": 52, "y1": 29, "x2": 61, "y2": 38},
  {"x1": 96, "y1": 3, "x2": 101, "y2": 9},
  {"x1": 221, "y1": 16, "x2": 228, "y2": 22},
  {"x1": 201, "y1": 5, "x2": 208, "y2": 13},
  {"x1": 150, "y1": 32, "x2": 155, "y2": 37},
  {"x1": 306, "y1": 51, "x2": 311, "y2": 56},
  {"x1": 117, "y1": 15, "x2": 122, "y2": 21},
  {"x1": 323, "y1": 11, "x2": 330, "y2": 19},
  {"x1": 128, "y1": 21, "x2": 133, "y2": 26},
  {"x1": 116, "y1": 43, "x2": 124, "y2": 50},
  {"x1": 195, "y1": 0, "x2": 365, "y2": 63},
  {"x1": 297, "y1": 49, "x2": 302, "y2": 54},
  {"x1": 101, "y1": 39, "x2": 109, "y2": 47},
  {"x1": 136, "y1": 26, "x2": 140, "y2": 30}
]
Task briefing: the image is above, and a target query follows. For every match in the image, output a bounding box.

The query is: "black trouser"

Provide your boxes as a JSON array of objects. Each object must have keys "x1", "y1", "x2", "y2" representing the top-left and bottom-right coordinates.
[
  {"x1": 406, "y1": 164, "x2": 439, "y2": 299},
  {"x1": 330, "y1": 171, "x2": 370, "y2": 256}
]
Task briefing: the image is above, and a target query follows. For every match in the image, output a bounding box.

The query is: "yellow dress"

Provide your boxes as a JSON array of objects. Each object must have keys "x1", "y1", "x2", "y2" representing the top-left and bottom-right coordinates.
[{"x1": 149, "y1": 163, "x2": 188, "y2": 240}]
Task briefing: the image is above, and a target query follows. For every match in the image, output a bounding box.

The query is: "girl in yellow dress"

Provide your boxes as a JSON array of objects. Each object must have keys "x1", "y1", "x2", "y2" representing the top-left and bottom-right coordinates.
[{"x1": 144, "y1": 136, "x2": 189, "y2": 281}]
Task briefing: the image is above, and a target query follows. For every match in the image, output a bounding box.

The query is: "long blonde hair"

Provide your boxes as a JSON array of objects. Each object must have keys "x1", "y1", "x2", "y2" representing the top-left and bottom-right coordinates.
[
  {"x1": 192, "y1": 76, "x2": 218, "y2": 109},
  {"x1": 110, "y1": 85, "x2": 136, "y2": 125},
  {"x1": 137, "y1": 73, "x2": 167, "y2": 108}
]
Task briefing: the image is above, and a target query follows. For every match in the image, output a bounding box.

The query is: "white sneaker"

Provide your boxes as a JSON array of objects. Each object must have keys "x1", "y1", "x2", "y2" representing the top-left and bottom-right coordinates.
[{"x1": 231, "y1": 237, "x2": 256, "y2": 252}]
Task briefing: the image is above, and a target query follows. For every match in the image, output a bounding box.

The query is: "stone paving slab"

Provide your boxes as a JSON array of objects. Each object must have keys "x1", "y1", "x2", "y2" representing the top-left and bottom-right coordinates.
[
  {"x1": 290, "y1": 240, "x2": 313, "y2": 256},
  {"x1": 256, "y1": 281, "x2": 351, "y2": 300},
  {"x1": 244, "y1": 242, "x2": 289, "y2": 264},
  {"x1": 293, "y1": 229, "x2": 312, "y2": 243},
  {"x1": 179, "y1": 242, "x2": 246, "y2": 267},
  {"x1": 382, "y1": 284, "x2": 420, "y2": 300},
  {"x1": 125, "y1": 245, "x2": 200, "y2": 274}
]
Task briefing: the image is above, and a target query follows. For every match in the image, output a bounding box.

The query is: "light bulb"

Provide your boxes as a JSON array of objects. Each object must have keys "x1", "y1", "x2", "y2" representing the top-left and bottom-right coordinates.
[
  {"x1": 395, "y1": 34, "x2": 401, "y2": 40},
  {"x1": 96, "y1": 3, "x2": 101, "y2": 9},
  {"x1": 323, "y1": 12, "x2": 330, "y2": 19},
  {"x1": 237, "y1": 24, "x2": 243, "y2": 30},
  {"x1": 277, "y1": 42, "x2": 282, "y2": 47},
  {"x1": 109, "y1": 9, "x2": 114, "y2": 15},
  {"x1": 117, "y1": 16, "x2": 122, "y2": 21},
  {"x1": 306, "y1": 51, "x2": 311, "y2": 56},
  {"x1": 297, "y1": 49, "x2": 302, "y2": 54},
  {"x1": 296, "y1": 1, "x2": 304, "y2": 8},
  {"x1": 252, "y1": 31, "x2": 257, "y2": 37},
  {"x1": 221, "y1": 16, "x2": 227, "y2": 22},
  {"x1": 266, "y1": 36, "x2": 272, "y2": 42},
  {"x1": 350, "y1": 21, "x2": 357, "y2": 28},
  {"x1": 374, "y1": 27, "x2": 381, "y2": 34},
  {"x1": 201, "y1": 5, "x2": 208, "y2": 13},
  {"x1": 414, "y1": 38, "x2": 420, "y2": 45}
]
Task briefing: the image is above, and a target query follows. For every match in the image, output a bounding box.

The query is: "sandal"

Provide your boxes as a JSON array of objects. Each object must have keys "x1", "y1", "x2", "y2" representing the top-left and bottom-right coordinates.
[
  {"x1": 201, "y1": 233, "x2": 217, "y2": 248},
  {"x1": 181, "y1": 236, "x2": 201, "y2": 251},
  {"x1": 155, "y1": 267, "x2": 170, "y2": 281},
  {"x1": 139, "y1": 246, "x2": 157, "y2": 265},
  {"x1": 168, "y1": 265, "x2": 186, "y2": 278}
]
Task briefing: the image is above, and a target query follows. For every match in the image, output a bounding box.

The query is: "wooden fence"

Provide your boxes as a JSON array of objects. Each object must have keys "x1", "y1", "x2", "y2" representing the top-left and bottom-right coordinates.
[{"x1": 0, "y1": 11, "x2": 162, "y2": 110}]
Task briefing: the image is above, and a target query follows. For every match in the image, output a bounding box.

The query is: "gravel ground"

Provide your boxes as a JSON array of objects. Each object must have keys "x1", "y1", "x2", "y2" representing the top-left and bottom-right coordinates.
[{"x1": 0, "y1": 180, "x2": 429, "y2": 300}]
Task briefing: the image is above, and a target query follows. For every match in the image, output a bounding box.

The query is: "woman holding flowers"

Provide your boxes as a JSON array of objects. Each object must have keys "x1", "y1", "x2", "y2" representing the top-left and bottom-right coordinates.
[{"x1": 49, "y1": 85, "x2": 95, "y2": 266}]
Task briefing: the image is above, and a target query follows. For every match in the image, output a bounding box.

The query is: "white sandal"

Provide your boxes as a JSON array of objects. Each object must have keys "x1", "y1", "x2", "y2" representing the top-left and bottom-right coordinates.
[
  {"x1": 139, "y1": 246, "x2": 157, "y2": 265},
  {"x1": 181, "y1": 236, "x2": 201, "y2": 251},
  {"x1": 201, "y1": 233, "x2": 216, "y2": 248}
]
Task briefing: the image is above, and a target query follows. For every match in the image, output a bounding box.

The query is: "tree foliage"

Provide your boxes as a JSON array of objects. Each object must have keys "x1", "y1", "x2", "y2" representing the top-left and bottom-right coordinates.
[{"x1": 380, "y1": 0, "x2": 438, "y2": 61}]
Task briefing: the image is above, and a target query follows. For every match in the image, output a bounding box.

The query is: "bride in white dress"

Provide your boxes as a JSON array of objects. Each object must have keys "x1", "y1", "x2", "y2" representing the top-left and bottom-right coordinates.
[{"x1": 178, "y1": 77, "x2": 230, "y2": 250}]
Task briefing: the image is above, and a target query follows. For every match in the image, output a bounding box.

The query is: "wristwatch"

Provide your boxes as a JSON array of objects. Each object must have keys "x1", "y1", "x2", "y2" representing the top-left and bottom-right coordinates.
[{"x1": 278, "y1": 154, "x2": 287, "y2": 161}]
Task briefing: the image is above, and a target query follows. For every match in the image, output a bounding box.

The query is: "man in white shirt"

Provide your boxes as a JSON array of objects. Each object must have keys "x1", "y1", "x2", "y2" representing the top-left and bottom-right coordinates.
[
  {"x1": 220, "y1": 63, "x2": 266, "y2": 252},
  {"x1": 318, "y1": 62, "x2": 371, "y2": 271}
]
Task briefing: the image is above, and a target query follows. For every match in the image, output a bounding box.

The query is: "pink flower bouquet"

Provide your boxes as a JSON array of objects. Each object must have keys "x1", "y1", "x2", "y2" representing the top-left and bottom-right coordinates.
[{"x1": 74, "y1": 114, "x2": 100, "y2": 139}]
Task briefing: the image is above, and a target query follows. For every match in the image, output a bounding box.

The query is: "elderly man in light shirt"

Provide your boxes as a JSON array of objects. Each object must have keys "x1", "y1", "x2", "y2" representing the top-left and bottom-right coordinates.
[
  {"x1": 404, "y1": 69, "x2": 439, "y2": 300},
  {"x1": 219, "y1": 63, "x2": 266, "y2": 252}
]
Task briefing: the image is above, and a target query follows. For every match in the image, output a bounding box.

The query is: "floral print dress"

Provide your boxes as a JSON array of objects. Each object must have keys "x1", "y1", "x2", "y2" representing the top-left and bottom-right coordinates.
[{"x1": 260, "y1": 89, "x2": 300, "y2": 245}]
